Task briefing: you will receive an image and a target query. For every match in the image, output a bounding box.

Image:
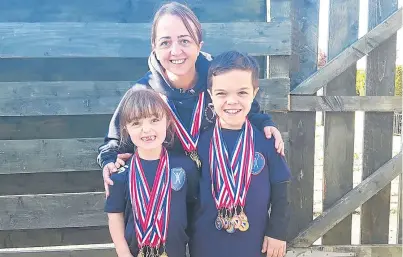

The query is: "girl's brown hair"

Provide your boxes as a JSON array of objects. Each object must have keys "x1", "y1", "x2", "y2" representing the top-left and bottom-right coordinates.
[
  {"x1": 119, "y1": 87, "x2": 175, "y2": 147},
  {"x1": 151, "y1": 2, "x2": 202, "y2": 46}
]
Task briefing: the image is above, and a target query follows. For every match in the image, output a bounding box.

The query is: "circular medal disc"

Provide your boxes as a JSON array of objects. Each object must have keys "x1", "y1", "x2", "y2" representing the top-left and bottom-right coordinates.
[
  {"x1": 160, "y1": 252, "x2": 168, "y2": 257},
  {"x1": 238, "y1": 220, "x2": 249, "y2": 232},
  {"x1": 137, "y1": 251, "x2": 144, "y2": 257},
  {"x1": 226, "y1": 222, "x2": 236, "y2": 233},
  {"x1": 215, "y1": 216, "x2": 223, "y2": 230},
  {"x1": 231, "y1": 216, "x2": 241, "y2": 229}
]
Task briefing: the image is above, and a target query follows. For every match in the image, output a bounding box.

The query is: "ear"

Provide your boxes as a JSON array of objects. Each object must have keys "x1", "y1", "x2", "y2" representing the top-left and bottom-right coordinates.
[
  {"x1": 197, "y1": 41, "x2": 204, "y2": 55},
  {"x1": 253, "y1": 87, "x2": 259, "y2": 98}
]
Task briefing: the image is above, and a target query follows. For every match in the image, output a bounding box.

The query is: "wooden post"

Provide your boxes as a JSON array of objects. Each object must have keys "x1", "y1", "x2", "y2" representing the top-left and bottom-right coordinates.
[
  {"x1": 287, "y1": 0, "x2": 319, "y2": 242},
  {"x1": 361, "y1": 0, "x2": 398, "y2": 244},
  {"x1": 322, "y1": 0, "x2": 359, "y2": 245}
]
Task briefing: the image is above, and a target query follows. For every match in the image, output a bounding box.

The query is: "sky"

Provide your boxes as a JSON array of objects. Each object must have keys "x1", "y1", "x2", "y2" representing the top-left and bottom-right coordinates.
[{"x1": 318, "y1": 0, "x2": 402, "y2": 68}]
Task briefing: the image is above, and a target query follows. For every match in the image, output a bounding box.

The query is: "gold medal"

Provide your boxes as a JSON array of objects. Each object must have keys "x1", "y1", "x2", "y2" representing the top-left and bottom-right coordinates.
[
  {"x1": 188, "y1": 151, "x2": 201, "y2": 169},
  {"x1": 160, "y1": 252, "x2": 168, "y2": 257},
  {"x1": 238, "y1": 220, "x2": 249, "y2": 232}
]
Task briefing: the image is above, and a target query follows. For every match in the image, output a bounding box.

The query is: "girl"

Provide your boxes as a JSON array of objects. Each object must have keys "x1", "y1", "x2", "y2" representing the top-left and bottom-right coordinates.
[
  {"x1": 98, "y1": 1, "x2": 285, "y2": 197},
  {"x1": 104, "y1": 88, "x2": 198, "y2": 257},
  {"x1": 191, "y1": 51, "x2": 291, "y2": 257}
]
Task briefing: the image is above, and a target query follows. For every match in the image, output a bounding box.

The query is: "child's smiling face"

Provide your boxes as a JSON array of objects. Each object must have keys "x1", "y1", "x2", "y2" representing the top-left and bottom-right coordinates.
[
  {"x1": 125, "y1": 115, "x2": 168, "y2": 153},
  {"x1": 209, "y1": 69, "x2": 258, "y2": 130}
]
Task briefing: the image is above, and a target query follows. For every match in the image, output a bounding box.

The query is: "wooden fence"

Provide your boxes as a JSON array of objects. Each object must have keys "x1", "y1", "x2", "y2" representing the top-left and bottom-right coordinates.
[{"x1": 0, "y1": 0, "x2": 401, "y2": 256}]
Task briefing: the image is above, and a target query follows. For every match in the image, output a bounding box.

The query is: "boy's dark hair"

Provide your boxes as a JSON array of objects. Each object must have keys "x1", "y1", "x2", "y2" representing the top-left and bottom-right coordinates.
[{"x1": 207, "y1": 51, "x2": 260, "y2": 89}]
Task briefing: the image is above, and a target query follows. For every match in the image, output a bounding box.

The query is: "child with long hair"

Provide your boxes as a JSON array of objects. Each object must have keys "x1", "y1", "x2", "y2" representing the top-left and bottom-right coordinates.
[{"x1": 104, "y1": 88, "x2": 198, "y2": 257}]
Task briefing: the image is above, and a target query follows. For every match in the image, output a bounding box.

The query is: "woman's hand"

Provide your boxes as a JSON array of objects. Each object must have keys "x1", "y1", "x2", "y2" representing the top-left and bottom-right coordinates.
[
  {"x1": 261, "y1": 236, "x2": 286, "y2": 257},
  {"x1": 263, "y1": 126, "x2": 285, "y2": 156},
  {"x1": 103, "y1": 153, "x2": 133, "y2": 197}
]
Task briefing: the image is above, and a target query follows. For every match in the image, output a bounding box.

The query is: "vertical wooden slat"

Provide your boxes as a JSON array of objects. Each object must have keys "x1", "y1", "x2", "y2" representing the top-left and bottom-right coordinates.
[
  {"x1": 398, "y1": 174, "x2": 403, "y2": 244},
  {"x1": 322, "y1": 0, "x2": 359, "y2": 245},
  {"x1": 286, "y1": 0, "x2": 319, "y2": 241},
  {"x1": 268, "y1": 0, "x2": 290, "y2": 159},
  {"x1": 361, "y1": 0, "x2": 398, "y2": 244}
]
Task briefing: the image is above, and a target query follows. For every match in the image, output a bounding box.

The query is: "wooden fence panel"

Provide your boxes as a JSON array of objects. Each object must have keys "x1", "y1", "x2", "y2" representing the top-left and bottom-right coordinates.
[
  {"x1": 0, "y1": 79, "x2": 288, "y2": 117},
  {"x1": 322, "y1": 0, "x2": 359, "y2": 245},
  {"x1": 0, "y1": 193, "x2": 106, "y2": 230},
  {"x1": 0, "y1": 0, "x2": 267, "y2": 23},
  {"x1": 0, "y1": 138, "x2": 101, "y2": 174},
  {"x1": 286, "y1": 0, "x2": 319, "y2": 241},
  {"x1": 398, "y1": 175, "x2": 402, "y2": 244},
  {"x1": 361, "y1": 0, "x2": 398, "y2": 244},
  {"x1": 0, "y1": 227, "x2": 110, "y2": 248},
  {"x1": 0, "y1": 22, "x2": 290, "y2": 58},
  {"x1": 0, "y1": 115, "x2": 111, "y2": 140}
]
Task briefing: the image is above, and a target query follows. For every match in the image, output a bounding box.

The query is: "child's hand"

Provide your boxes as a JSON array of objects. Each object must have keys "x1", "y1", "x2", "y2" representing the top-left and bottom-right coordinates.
[
  {"x1": 263, "y1": 126, "x2": 285, "y2": 156},
  {"x1": 261, "y1": 236, "x2": 286, "y2": 257}
]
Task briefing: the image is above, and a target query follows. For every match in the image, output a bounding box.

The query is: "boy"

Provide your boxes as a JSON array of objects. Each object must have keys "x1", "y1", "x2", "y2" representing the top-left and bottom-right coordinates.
[{"x1": 190, "y1": 51, "x2": 291, "y2": 257}]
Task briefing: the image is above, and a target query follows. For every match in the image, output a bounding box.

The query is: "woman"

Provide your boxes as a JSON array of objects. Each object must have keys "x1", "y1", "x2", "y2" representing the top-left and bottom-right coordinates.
[{"x1": 97, "y1": 1, "x2": 285, "y2": 196}]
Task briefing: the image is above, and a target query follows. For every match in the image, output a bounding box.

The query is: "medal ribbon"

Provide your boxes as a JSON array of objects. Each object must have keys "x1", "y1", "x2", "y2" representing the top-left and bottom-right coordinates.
[
  {"x1": 129, "y1": 148, "x2": 171, "y2": 248},
  {"x1": 209, "y1": 119, "x2": 254, "y2": 210},
  {"x1": 160, "y1": 92, "x2": 205, "y2": 152}
]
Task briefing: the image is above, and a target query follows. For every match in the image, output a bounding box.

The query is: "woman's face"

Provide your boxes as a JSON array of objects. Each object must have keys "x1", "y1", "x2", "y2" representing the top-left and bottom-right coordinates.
[{"x1": 153, "y1": 14, "x2": 203, "y2": 78}]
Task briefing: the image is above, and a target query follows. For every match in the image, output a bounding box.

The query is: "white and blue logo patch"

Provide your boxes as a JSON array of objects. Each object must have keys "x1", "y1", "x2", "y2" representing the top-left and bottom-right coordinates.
[
  {"x1": 252, "y1": 152, "x2": 265, "y2": 175},
  {"x1": 171, "y1": 167, "x2": 186, "y2": 191}
]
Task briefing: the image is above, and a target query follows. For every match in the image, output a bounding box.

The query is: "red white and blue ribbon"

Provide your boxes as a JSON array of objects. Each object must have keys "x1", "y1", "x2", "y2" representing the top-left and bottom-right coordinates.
[
  {"x1": 160, "y1": 92, "x2": 205, "y2": 153},
  {"x1": 129, "y1": 148, "x2": 171, "y2": 248},
  {"x1": 209, "y1": 119, "x2": 254, "y2": 210}
]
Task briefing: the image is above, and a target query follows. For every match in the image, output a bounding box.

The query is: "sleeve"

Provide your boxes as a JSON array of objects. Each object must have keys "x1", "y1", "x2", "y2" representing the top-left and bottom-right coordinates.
[
  {"x1": 264, "y1": 139, "x2": 292, "y2": 240},
  {"x1": 265, "y1": 182, "x2": 290, "y2": 241},
  {"x1": 97, "y1": 86, "x2": 137, "y2": 168},
  {"x1": 104, "y1": 171, "x2": 128, "y2": 213},
  {"x1": 247, "y1": 99, "x2": 276, "y2": 130}
]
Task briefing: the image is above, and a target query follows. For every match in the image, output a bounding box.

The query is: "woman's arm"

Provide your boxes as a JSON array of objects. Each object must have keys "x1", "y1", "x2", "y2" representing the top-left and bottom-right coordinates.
[
  {"x1": 108, "y1": 213, "x2": 133, "y2": 257},
  {"x1": 248, "y1": 99, "x2": 285, "y2": 156}
]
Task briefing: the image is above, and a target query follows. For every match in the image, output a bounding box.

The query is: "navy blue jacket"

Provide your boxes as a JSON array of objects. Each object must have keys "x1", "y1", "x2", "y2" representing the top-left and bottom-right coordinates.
[{"x1": 97, "y1": 52, "x2": 275, "y2": 168}]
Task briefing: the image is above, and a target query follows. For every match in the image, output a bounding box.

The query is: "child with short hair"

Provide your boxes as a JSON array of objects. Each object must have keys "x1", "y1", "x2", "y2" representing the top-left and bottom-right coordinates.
[
  {"x1": 190, "y1": 51, "x2": 291, "y2": 257},
  {"x1": 104, "y1": 88, "x2": 198, "y2": 257}
]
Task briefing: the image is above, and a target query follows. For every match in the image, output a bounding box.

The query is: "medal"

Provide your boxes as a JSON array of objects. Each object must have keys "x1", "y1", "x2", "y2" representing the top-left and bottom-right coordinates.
[
  {"x1": 238, "y1": 220, "x2": 249, "y2": 232},
  {"x1": 137, "y1": 248, "x2": 144, "y2": 257},
  {"x1": 215, "y1": 214, "x2": 223, "y2": 230},
  {"x1": 188, "y1": 151, "x2": 201, "y2": 169},
  {"x1": 129, "y1": 149, "x2": 171, "y2": 255},
  {"x1": 231, "y1": 214, "x2": 241, "y2": 229},
  {"x1": 226, "y1": 221, "x2": 236, "y2": 233},
  {"x1": 160, "y1": 243, "x2": 168, "y2": 257},
  {"x1": 160, "y1": 92, "x2": 205, "y2": 168},
  {"x1": 209, "y1": 119, "x2": 254, "y2": 233}
]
